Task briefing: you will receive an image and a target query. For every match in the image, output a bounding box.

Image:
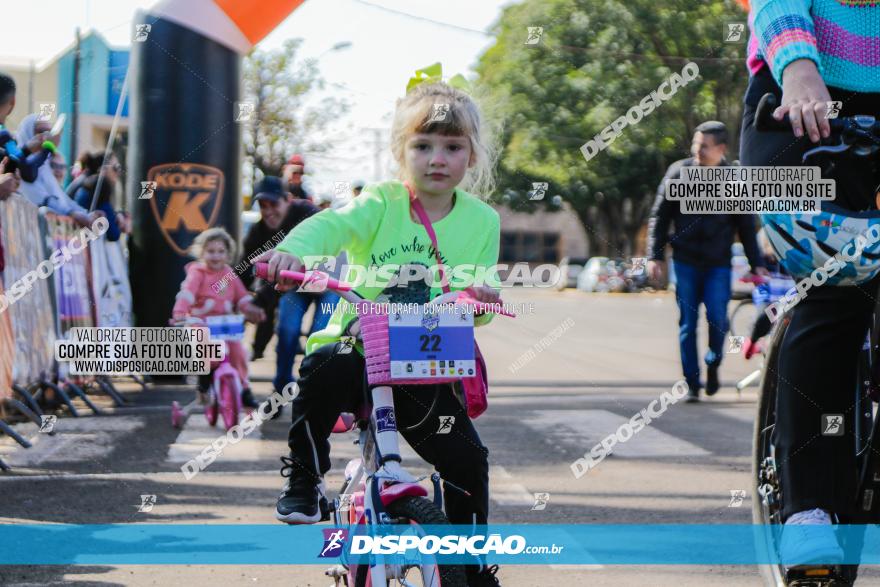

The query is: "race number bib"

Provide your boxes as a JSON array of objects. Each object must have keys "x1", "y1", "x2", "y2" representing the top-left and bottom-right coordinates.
[
  {"x1": 388, "y1": 305, "x2": 475, "y2": 379},
  {"x1": 205, "y1": 314, "x2": 245, "y2": 341}
]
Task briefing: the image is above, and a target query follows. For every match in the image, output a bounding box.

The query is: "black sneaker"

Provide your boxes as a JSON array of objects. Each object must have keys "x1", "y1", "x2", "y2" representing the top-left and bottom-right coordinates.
[
  {"x1": 467, "y1": 564, "x2": 501, "y2": 586},
  {"x1": 269, "y1": 387, "x2": 288, "y2": 419},
  {"x1": 275, "y1": 457, "x2": 321, "y2": 524},
  {"x1": 706, "y1": 363, "x2": 720, "y2": 396},
  {"x1": 241, "y1": 387, "x2": 258, "y2": 409},
  {"x1": 252, "y1": 348, "x2": 264, "y2": 361}
]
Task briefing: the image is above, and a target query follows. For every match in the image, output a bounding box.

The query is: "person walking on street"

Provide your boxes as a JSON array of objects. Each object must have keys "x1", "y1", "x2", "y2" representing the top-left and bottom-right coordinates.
[{"x1": 646, "y1": 121, "x2": 767, "y2": 402}]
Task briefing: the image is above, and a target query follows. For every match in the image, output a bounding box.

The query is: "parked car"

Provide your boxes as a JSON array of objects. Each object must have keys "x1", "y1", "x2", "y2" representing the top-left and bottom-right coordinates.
[
  {"x1": 555, "y1": 256, "x2": 589, "y2": 290},
  {"x1": 577, "y1": 256, "x2": 626, "y2": 293}
]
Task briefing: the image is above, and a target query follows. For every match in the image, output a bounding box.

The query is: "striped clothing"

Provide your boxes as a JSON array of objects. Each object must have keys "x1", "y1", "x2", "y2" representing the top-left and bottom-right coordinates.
[{"x1": 748, "y1": 0, "x2": 880, "y2": 92}]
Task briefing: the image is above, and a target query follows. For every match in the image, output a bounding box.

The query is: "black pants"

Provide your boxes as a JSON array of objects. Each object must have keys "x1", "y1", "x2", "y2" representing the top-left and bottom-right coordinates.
[
  {"x1": 253, "y1": 294, "x2": 278, "y2": 356},
  {"x1": 285, "y1": 341, "x2": 490, "y2": 526},
  {"x1": 740, "y1": 68, "x2": 880, "y2": 519}
]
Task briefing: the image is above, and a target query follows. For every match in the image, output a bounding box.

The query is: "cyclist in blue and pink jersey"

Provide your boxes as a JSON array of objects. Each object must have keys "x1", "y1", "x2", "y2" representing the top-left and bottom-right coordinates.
[{"x1": 740, "y1": 0, "x2": 880, "y2": 564}]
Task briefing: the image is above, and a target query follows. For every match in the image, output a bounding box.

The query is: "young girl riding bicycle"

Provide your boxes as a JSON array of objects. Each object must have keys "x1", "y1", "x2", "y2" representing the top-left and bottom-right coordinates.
[
  {"x1": 259, "y1": 72, "x2": 504, "y2": 586},
  {"x1": 172, "y1": 228, "x2": 265, "y2": 408}
]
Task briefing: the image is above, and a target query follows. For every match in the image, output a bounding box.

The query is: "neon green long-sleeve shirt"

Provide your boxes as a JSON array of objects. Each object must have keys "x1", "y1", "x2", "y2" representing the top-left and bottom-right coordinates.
[{"x1": 276, "y1": 180, "x2": 501, "y2": 355}]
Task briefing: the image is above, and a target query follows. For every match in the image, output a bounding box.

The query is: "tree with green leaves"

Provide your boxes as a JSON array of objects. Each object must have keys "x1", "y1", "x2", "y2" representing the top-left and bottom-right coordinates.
[
  {"x1": 475, "y1": 0, "x2": 748, "y2": 257},
  {"x1": 241, "y1": 39, "x2": 349, "y2": 194}
]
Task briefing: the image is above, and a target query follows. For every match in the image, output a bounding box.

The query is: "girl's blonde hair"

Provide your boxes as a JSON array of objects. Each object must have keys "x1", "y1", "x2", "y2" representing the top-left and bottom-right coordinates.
[
  {"x1": 390, "y1": 81, "x2": 498, "y2": 198},
  {"x1": 190, "y1": 227, "x2": 236, "y2": 263}
]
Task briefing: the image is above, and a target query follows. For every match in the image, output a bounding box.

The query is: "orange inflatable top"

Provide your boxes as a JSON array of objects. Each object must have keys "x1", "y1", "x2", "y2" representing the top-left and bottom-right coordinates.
[{"x1": 215, "y1": 0, "x2": 305, "y2": 46}]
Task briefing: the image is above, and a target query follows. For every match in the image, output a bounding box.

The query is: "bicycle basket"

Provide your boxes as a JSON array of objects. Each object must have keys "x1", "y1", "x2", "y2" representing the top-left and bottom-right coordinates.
[{"x1": 356, "y1": 302, "x2": 461, "y2": 387}]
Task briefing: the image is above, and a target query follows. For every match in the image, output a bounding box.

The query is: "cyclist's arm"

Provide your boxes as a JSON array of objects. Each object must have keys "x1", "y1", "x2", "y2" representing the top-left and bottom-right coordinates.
[
  {"x1": 230, "y1": 274, "x2": 255, "y2": 312},
  {"x1": 275, "y1": 186, "x2": 387, "y2": 262},
  {"x1": 171, "y1": 265, "x2": 203, "y2": 320},
  {"x1": 751, "y1": 0, "x2": 820, "y2": 88},
  {"x1": 230, "y1": 275, "x2": 265, "y2": 322},
  {"x1": 736, "y1": 215, "x2": 765, "y2": 272},
  {"x1": 646, "y1": 168, "x2": 676, "y2": 261}
]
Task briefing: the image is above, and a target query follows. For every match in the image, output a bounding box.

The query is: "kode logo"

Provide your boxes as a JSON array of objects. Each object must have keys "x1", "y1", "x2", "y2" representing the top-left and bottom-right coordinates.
[{"x1": 147, "y1": 163, "x2": 225, "y2": 255}]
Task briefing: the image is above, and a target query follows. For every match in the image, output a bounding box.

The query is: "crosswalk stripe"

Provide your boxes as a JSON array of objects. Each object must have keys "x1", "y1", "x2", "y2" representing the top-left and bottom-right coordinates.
[
  {"x1": 522, "y1": 410, "x2": 711, "y2": 459},
  {"x1": 165, "y1": 411, "x2": 267, "y2": 464},
  {"x1": 489, "y1": 465, "x2": 535, "y2": 507},
  {"x1": 711, "y1": 407, "x2": 755, "y2": 425}
]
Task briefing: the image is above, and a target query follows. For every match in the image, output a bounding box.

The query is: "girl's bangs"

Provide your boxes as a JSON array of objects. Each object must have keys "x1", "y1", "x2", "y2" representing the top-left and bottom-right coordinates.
[{"x1": 411, "y1": 100, "x2": 470, "y2": 136}]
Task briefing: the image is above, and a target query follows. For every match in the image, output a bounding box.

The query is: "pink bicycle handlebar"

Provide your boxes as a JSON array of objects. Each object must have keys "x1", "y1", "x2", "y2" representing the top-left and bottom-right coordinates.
[
  {"x1": 254, "y1": 262, "x2": 515, "y2": 317},
  {"x1": 254, "y1": 262, "x2": 353, "y2": 292},
  {"x1": 739, "y1": 274, "x2": 769, "y2": 285}
]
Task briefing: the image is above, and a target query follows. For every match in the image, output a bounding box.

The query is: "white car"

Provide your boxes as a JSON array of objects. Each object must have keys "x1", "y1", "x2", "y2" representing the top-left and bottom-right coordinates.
[{"x1": 555, "y1": 256, "x2": 589, "y2": 290}]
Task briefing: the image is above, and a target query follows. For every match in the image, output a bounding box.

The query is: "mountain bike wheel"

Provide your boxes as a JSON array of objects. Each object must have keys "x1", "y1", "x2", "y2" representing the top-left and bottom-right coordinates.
[
  {"x1": 730, "y1": 298, "x2": 757, "y2": 339},
  {"x1": 355, "y1": 496, "x2": 468, "y2": 587},
  {"x1": 753, "y1": 313, "x2": 790, "y2": 587},
  {"x1": 220, "y1": 376, "x2": 239, "y2": 431}
]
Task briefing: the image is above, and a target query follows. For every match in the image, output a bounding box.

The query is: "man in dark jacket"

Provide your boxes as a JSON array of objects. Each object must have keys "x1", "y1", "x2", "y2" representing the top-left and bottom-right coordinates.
[
  {"x1": 646, "y1": 121, "x2": 766, "y2": 402},
  {"x1": 240, "y1": 176, "x2": 317, "y2": 359}
]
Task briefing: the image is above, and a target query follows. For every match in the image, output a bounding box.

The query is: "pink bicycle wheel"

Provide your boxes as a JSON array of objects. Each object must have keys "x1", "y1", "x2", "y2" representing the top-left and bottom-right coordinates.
[
  {"x1": 220, "y1": 377, "x2": 239, "y2": 431},
  {"x1": 354, "y1": 497, "x2": 466, "y2": 586}
]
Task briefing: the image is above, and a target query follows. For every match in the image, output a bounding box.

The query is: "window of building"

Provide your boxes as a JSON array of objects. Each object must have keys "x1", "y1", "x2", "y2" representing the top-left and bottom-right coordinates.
[{"x1": 499, "y1": 231, "x2": 561, "y2": 264}]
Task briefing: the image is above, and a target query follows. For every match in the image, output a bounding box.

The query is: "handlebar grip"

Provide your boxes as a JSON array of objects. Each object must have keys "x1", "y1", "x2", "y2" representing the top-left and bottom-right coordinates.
[
  {"x1": 253, "y1": 262, "x2": 353, "y2": 292},
  {"x1": 755, "y1": 93, "x2": 790, "y2": 132},
  {"x1": 755, "y1": 92, "x2": 847, "y2": 134}
]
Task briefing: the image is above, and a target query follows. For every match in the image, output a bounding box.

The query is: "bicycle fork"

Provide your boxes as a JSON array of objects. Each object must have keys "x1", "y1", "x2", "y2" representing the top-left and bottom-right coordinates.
[{"x1": 363, "y1": 385, "x2": 411, "y2": 585}]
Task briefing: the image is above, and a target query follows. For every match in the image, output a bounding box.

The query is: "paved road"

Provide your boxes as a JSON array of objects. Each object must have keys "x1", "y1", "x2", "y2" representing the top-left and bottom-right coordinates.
[{"x1": 0, "y1": 288, "x2": 814, "y2": 586}]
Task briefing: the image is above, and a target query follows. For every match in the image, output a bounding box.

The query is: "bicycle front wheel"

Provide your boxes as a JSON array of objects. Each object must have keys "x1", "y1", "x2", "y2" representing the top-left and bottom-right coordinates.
[
  {"x1": 355, "y1": 496, "x2": 468, "y2": 587},
  {"x1": 752, "y1": 314, "x2": 790, "y2": 587},
  {"x1": 205, "y1": 391, "x2": 219, "y2": 427},
  {"x1": 730, "y1": 299, "x2": 757, "y2": 339},
  {"x1": 219, "y1": 376, "x2": 240, "y2": 431}
]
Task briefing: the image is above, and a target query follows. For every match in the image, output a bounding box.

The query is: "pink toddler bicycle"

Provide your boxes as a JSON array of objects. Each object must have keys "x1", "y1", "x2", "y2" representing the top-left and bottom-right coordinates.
[
  {"x1": 170, "y1": 315, "x2": 245, "y2": 431},
  {"x1": 255, "y1": 263, "x2": 514, "y2": 587}
]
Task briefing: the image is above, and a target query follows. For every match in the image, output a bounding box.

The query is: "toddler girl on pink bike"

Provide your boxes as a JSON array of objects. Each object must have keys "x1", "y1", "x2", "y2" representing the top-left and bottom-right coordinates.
[{"x1": 172, "y1": 227, "x2": 265, "y2": 408}]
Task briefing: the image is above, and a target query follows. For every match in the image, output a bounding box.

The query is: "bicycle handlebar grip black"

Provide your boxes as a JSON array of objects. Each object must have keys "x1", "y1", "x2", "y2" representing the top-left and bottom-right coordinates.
[{"x1": 755, "y1": 93, "x2": 790, "y2": 132}]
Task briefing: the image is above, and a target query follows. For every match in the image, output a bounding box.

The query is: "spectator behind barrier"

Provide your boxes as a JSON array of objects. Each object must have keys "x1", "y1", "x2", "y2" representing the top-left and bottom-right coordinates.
[
  {"x1": 73, "y1": 152, "x2": 125, "y2": 241},
  {"x1": 0, "y1": 73, "x2": 55, "y2": 184},
  {"x1": 66, "y1": 151, "x2": 99, "y2": 197},
  {"x1": 50, "y1": 150, "x2": 67, "y2": 186},
  {"x1": 0, "y1": 73, "x2": 19, "y2": 275},
  {"x1": 16, "y1": 113, "x2": 98, "y2": 228}
]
